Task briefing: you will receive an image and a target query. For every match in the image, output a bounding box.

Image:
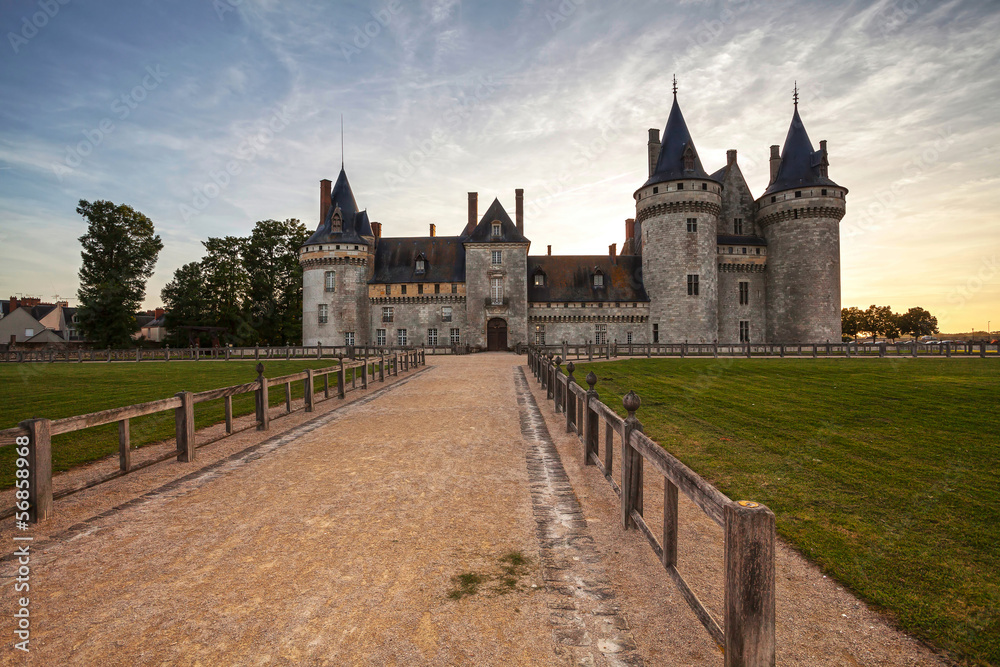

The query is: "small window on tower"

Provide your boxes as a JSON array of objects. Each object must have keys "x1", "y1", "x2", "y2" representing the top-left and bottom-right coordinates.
[
  {"x1": 492, "y1": 250, "x2": 502, "y2": 265},
  {"x1": 325, "y1": 271, "x2": 336, "y2": 292},
  {"x1": 795, "y1": 191, "x2": 802, "y2": 198},
  {"x1": 653, "y1": 187, "x2": 659, "y2": 194},
  {"x1": 771, "y1": 196, "x2": 776, "y2": 203},
  {"x1": 821, "y1": 189, "x2": 828, "y2": 196},
  {"x1": 677, "y1": 182, "x2": 684, "y2": 190},
  {"x1": 686, "y1": 218, "x2": 697, "y2": 233},
  {"x1": 734, "y1": 218, "x2": 743, "y2": 235},
  {"x1": 687, "y1": 274, "x2": 699, "y2": 296},
  {"x1": 702, "y1": 182, "x2": 707, "y2": 190},
  {"x1": 401, "y1": 285, "x2": 407, "y2": 295}
]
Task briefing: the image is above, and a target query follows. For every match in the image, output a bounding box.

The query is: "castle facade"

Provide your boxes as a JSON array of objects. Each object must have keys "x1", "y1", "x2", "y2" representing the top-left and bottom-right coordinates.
[{"x1": 300, "y1": 92, "x2": 847, "y2": 349}]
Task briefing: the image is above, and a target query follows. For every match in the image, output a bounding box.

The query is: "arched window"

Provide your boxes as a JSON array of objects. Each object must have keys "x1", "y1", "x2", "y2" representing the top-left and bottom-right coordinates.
[{"x1": 415, "y1": 253, "x2": 427, "y2": 274}]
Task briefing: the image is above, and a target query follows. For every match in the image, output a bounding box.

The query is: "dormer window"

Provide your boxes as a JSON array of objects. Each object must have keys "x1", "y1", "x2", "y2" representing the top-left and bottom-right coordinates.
[
  {"x1": 492, "y1": 222, "x2": 501, "y2": 237},
  {"x1": 331, "y1": 205, "x2": 343, "y2": 233},
  {"x1": 683, "y1": 145, "x2": 695, "y2": 172},
  {"x1": 593, "y1": 270, "x2": 604, "y2": 288},
  {"x1": 533, "y1": 270, "x2": 546, "y2": 287},
  {"x1": 415, "y1": 259, "x2": 426, "y2": 274}
]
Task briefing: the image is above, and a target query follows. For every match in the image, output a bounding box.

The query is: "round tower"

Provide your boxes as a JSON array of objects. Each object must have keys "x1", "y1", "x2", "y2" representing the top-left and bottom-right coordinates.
[
  {"x1": 757, "y1": 98, "x2": 847, "y2": 343},
  {"x1": 300, "y1": 168, "x2": 372, "y2": 347},
  {"x1": 636, "y1": 88, "x2": 722, "y2": 344}
]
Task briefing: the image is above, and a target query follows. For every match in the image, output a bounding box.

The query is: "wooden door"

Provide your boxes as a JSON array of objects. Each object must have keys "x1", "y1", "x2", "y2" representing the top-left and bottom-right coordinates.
[{"x1": 487, "y1": 318, "x2": 508, "y2": 351}]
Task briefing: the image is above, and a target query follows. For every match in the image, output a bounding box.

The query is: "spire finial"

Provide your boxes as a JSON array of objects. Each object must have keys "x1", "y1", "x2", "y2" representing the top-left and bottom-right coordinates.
[
  {"x1": 793, "y1": 81, "x2": 799, "y2": 109},
  {"x1": 672, "y1": 74, "x2": 678, "y2": 98},
  {"x1": 341, "y1": 114, "x2": 344, "y2": 168}
]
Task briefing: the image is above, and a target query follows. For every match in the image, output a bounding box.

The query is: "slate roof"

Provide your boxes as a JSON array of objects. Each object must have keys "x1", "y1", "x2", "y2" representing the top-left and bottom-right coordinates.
[
  {"x1": 527, "y1": 255, "x2": 648, "y2": 303},
  {"x1": 717, "y1": 234, "x2": 767, "y2": 246},
  {"x1": 641, "y1": 95, "x2": 718, "y2": 190},
  {"x1": 370, "y1": 237, "x2": 467, "y2": 284},
  {"x1": 763, "y1": 107, "x2": 844, "y2": 196},
  {"x1": 305, "y1": 167, "x2": 373, "y2": 246},
  {"x1": 463, "y1": 198, "x2": 529, "y2": 243}
]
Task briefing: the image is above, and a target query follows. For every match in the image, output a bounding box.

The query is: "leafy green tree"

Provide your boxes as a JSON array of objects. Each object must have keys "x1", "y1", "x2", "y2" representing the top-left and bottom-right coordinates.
[
  {"x1": 201, "y1": 236, "x2": 250, "y2": 344},
  {"x1": 75, "y1": 200, "x2": 163, "y2": 348},
  {"x1": 897, "y1": 307, "x2": 939, "y2": 340},
  {"x1": 160, "y1": 262, "x2": 208, "y2": 346},
  {"x1": 841, "y1": 307, "x2": 864, "y2": 341},
  {"x1": 244, "y1": 219, "x2": 308, "y2": 345}
]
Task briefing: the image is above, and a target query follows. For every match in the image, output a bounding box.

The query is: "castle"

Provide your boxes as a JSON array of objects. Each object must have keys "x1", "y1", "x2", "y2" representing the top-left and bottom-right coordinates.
[{"x1": 300, "y1": 89, "x2": 847, "y2": 350}]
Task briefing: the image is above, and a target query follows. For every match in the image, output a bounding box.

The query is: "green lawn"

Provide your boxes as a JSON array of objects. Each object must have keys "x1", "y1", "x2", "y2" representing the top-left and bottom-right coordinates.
[
  {"x1": 0, "y1": 360, "x2": 362, "y2": 488},
  {"x1": 573, "y1": 358, "x2": 999, "y2": 667}
]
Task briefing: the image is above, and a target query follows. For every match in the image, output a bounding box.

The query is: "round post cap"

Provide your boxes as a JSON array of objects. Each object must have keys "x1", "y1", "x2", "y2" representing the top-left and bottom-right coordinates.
[
  {"x1": 623, "y1": 390, "x2": 641, "y2": 416},
  {"x1": 586, "y1": 371, "x2": 597, "y2": 389}
]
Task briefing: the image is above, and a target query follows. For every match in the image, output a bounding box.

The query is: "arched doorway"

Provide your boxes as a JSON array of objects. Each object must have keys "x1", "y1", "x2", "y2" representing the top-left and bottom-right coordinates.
[{"x1": 487, "y1": 318, "x2": 508, "y2": 351}]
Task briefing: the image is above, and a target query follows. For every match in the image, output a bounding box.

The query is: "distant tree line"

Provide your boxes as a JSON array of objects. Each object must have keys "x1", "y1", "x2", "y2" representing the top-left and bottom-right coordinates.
[
  {"x1": 161, "y1": 219, "x2": 309, "y2": 347},
  {"x1": 841, "y1": 305, "x2": 939, "y2": 342}
]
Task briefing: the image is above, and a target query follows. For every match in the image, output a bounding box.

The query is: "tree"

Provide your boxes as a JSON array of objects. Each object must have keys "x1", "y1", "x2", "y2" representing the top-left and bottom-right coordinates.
[
  {"x1": 161, "y1": 262, "x2": 207, "y2": 346},
  {"x1": 200, "y1": 236, "x2": 250, "y2": 344},
  {"x1": 243, "y1": 219, "x2": 309, "y2": 345},
  {"x1": 841, "y1": 307, "x2": 864, "y2": 341},
  {"x1": 897, "y1": 307, "x2": 939, "y2": 340},
  {"x1": 75, "y1": 200, "x2": 163, "y2": 348}
]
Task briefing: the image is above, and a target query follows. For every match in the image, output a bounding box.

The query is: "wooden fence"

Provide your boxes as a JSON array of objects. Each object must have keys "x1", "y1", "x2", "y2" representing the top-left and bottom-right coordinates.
[
  {"x1": 0, "y1": 344, "x2": 468, "y2": 363},
  {"x1": 0, "y1": 350, "x2": 426, "y2": 523},
  {"x1": 534, "y1": 340, "x2": 997, "y2": 361},
  {"x1": 528, "y1": 346, "x2": 775, "y2": 667}
]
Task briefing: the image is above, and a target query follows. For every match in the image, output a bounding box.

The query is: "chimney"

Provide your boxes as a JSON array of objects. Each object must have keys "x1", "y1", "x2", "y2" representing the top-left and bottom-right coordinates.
[
  {"x1": 547, "y1": 245, "x2": 552, "y2": 256},
  {"x1": 769, "y1": 145, "x2": 781, "y2": 184},
  {"x1": 372, "y1": 222, "x2": 382, "y2": 239},
  {"x1": 727, "y1": 149, "x2": 737, "y2": 167},
  {"x1": 155, "y1": 308, "x2": 164, "y2": 319},
  {"x1": 647, "y1": 128, "x2": 661, "y2": 177},
  {"x1": 819, "y1": 140, "x2": 829, "y2": 178},
  {"x1": 515, "y1": 189, "x2": 524, "y2": 235},
  {"x1": 320, "y1": 179, "x2": 332, "y2": 225},
  {"x1": 625, "y1": 217, "x2": 635, "y2": 240},
  {"x1": 609, "y1": 243, "x2": 617, "y2": 265},
  {"x1": 429, "y1": 223, "x2": 436, "y2": 237},
  {"x1": 464, "y1": 192, "x2": 478, "y2": 236}
]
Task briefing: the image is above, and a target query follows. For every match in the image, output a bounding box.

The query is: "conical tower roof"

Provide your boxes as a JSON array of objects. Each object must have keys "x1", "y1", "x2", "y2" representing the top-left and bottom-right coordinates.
[
  {"x1": 642, "y1": 94, "x2": 717, "y2": 189},
  {"x1": 763, "y1": 107, "x2": 842, "y2": 196},
  {"x1": 304, "y1": 166, "x2": 371, "y2": 245}
]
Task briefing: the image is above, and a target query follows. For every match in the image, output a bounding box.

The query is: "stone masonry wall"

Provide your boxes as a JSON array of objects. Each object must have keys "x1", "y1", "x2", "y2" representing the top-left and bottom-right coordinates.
[
  {"x1": 368, "y1": 296, "x2": 469, "y2": 347},
  {"x1": 465, "y1": 244, "x2": 529, "y2": 348},
  {"x1": 717, "y1": 266, "x2": 766, "y2": 343},
  {"x1": 527, "y1": 303, "x2": 650, "y2": 345}
]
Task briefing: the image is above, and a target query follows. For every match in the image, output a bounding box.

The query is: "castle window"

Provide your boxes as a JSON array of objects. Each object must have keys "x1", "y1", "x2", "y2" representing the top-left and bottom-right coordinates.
[
  {"x1": 627, "y1": 331, "x2": 633, "y2": 344},
  {"x1": 451, "y1": 284, "x2": 458, "y2": 294},
  {"x1": 442, "y1": 306, "x2": 452, "y2": 322},
  {"x1": 318, "y1": 304, "x2": 328, "y2": 324},
  {"x1": 734, "y1": 218, "x2": 743, "y2": 234},
  {"x1": 418, "y1": 284, "x2": 424, "y2": 295},
  {"x1": 771, "y1": 196, "x2": 776, "y2": 203},
  {"x1": 382, "y1": 306, "x2": 394, "y2": 323},
  {"x1": 677, "y1": 182, "x2": 684, "y2": 190},
  {"x1": 325, "y1": 271, "x2": 336, "y2": 292},
  {"x1": 821, "y1": 189, "x2": 828, "y2": 196},
  {"x1": 435, "y1": 284, "x2": 440, "y2": 294},
  {"x1": 739, "y1": 281, "x2": 749, "y2": 305},
  {"x1": 492, "y1": 250, "x2": 502, "y2": 265},
  {"x1": 595, "y1": 324, "x2": 607, "y2": 345},
  {"x1": 397, "y1": 329, "x2": 407, "y2": 346},
  {"x1": 686, "y1": 218, "x2": 697, "y2": 233},
  {"x1": 450, "y1": 328, "x2": 460, "y2": 344},
  {"x1": 534, "y1": 271, "x2": 545, "y2": 287},
  {"x1": 376, "y1": 329, "x2": 386, "y2": 346},
  {"x1": 687, "y1": 274, "x2": 699, "y2": 296},
  {"x1": 729, "y1": 247, "x2": 734, "y2": 254},
  {"x1": 336, "y1": 245, "x2": 340, "y2": 250},
  {"x1": 490, "y1": 277, "x2": 504, "y2": 305},
  {"x1": 593, "y1": 271, "x2": 604, "y2": 288},
  {"x1": 428, "y1": 328, "x2": 438, "y2": 346},
  {"x1": 345, "y1": 332, "x2": 355, "y2": 346},
  {"x1": 742, "y1": 247, "x2": 747, "y2": 254},
  {"x1": 756, "y1": 248, "x2": 761, "y2": 255},
  {"x1": 740, "y1": 321, "x2": 750, "y2": 342},
  {"x1": 415, "y1": 259, "x2": 426, "y2": 273},
  {"x1": 702, "y1": 182, "x2": 707, "y2": 190},
  {"x1": 385, "y1": 285, "x2": 390, "y2": 295},
  {"x1": 401, "y1": 285, "x2": 407, "y2": 295},
  {"x1": 795, "y1": 191, "x2": 802, "y2": 198},
  {"x1": 653, "y1": 323, "x2": 659, "y2": 343},
  {"x1": 535, "y1": 325, "x2": 546, "y2": 345},
  {"x1": 653, "y1": 187, "x2": 659, "y2": 194},
  {"x1": 492, "y1": 223, "x2": 501, "y2": 237}
]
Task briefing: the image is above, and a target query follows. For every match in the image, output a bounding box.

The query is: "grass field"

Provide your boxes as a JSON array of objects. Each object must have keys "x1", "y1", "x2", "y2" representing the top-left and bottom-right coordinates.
[
  {"x1": 573, "y1": 357, "x2": 999, "y2": 666},
  {"x1": 0, "y1": 360, "x2": 362, "y2": 488}
]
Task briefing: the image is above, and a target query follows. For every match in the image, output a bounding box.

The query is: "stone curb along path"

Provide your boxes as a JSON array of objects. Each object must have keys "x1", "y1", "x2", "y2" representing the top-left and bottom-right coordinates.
[{"x1": 514, "y1": 368, "x2": 644, "y2": 667}]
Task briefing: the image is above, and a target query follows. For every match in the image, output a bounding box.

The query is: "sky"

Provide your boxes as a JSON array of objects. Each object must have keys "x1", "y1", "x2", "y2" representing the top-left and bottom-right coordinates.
[{"x1": 1, "y1": 0, "x2": 998, "y2": 333}]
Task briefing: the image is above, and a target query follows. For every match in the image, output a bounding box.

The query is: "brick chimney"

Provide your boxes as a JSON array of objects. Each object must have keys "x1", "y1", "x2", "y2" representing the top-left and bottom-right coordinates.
[
  {"x1": 727, "y1": 149, "x2": 737, "y2": 166},
  {"x1": 515, "y1": 189, "x2": 524, "y2": 235},
  {"x1": 154, "y1": 308, "x2": 164, "y2": 319},
  {"x1": 320, "y1": 179, "x2": 332, "y2": 225},
  {"x1": 769, "y1": 145, "x2": 781, "y2": 184},
  {"x1": 625, "y1": 217, "x2": 635, "y2": 240},
  {"x1": 464, "y1": 192, "x2": 478, "y2": 236},
  {"x1": 609, "y1": 243, "x2": 617, "y2": 265},
  {"x1": 429, "y1": 223, "x2": 436, "y2": 237},
  {"x1": 371, "y1": 222, "x2": 382, "y2": 239},
  {"x1": 547, "y1": 245, "x2": 552, "y2": 256},
  {"x1": 648, "y1": 128, "x2": 661, "y2": 177}
]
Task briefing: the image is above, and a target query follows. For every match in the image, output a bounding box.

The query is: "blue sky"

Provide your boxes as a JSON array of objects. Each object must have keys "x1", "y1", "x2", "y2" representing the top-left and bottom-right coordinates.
[{"x1": 1, "y1": 0, "x2": 998, "y2": 332}]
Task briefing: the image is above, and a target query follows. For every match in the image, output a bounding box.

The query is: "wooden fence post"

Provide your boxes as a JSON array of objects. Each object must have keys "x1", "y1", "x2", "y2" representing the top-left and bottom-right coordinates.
[
  {"x1": 338, "y1": 356, "x2": 346, "y2": 398},
  {"x1": 305, "y1": 368, "x2": 315, "y2": 412},
  {"x1": 362, "y1": 353, "x2": 369, "y2": 389},
  {"x1": 584, "y1": 372, "x2": 598, "y2": 466},
  {"x1": 546, "y1": 354, "x2": 555, "y2": 400},
  {"x1": 554, "y1": 357, "x2": 563, "y2": 413},
  {"x1": 724, "y1": 500, "x2": 776, "y2": 667},
  {"x1": 118, "y1": 418, "x2": 131, "y2": 472},
  {"x1": 620, "y1": 390, "x2": 643, "y2": 530},
  {"x1": 380, "y1": 355, "x2": 385, "y2": 382},
  {"x1": 255, "y1": 363, "x2": 269, "y2": 431},
  {"x1": 21, "y1": 418, "x2": 52, "y2": 523},
  {"x1": 174, "y1": 391, "x2": 195, "y2": 462},
  {"x1": 565, "y1": 361, "x2": 576, "y2": 432},
  {"x1": 663, "y1": 478, "x2": 678, "y2": 569},
  {"x1": 225, "y1": 395, "x2": 233, "y2": 433},
  {"x1": 981, "y1": 342, "x2": 987, "y2": 358}
]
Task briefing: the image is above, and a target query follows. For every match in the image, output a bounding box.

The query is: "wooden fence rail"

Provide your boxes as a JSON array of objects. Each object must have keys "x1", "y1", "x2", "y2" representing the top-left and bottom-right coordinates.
[
  {"x1": 528, "y1": 346, "x2": 775, "y2": 667},
  {"x1": 0, "y1": 350, "x2": 426, "y2": 522},
  {"x1": 0, "y1": 344, "x2": 466, "y2": 363}
]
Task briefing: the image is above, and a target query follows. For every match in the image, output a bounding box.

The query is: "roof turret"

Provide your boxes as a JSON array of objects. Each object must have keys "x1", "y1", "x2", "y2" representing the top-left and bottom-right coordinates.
[
  {"x1": 763, "y1": 104, "x2": 843, "y2": 196},
  {"x1": 641, "y1": 88, "x2": 717, "y2": 189},
  {"x1": 304, "y1": 167, "x2": 371, "y2": 246}
]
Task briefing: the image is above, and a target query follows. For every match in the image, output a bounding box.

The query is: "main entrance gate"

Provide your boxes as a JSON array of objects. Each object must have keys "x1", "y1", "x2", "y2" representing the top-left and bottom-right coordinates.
[{"x1": 487, "y1": 318, "x2": 508, "y2": 351}]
